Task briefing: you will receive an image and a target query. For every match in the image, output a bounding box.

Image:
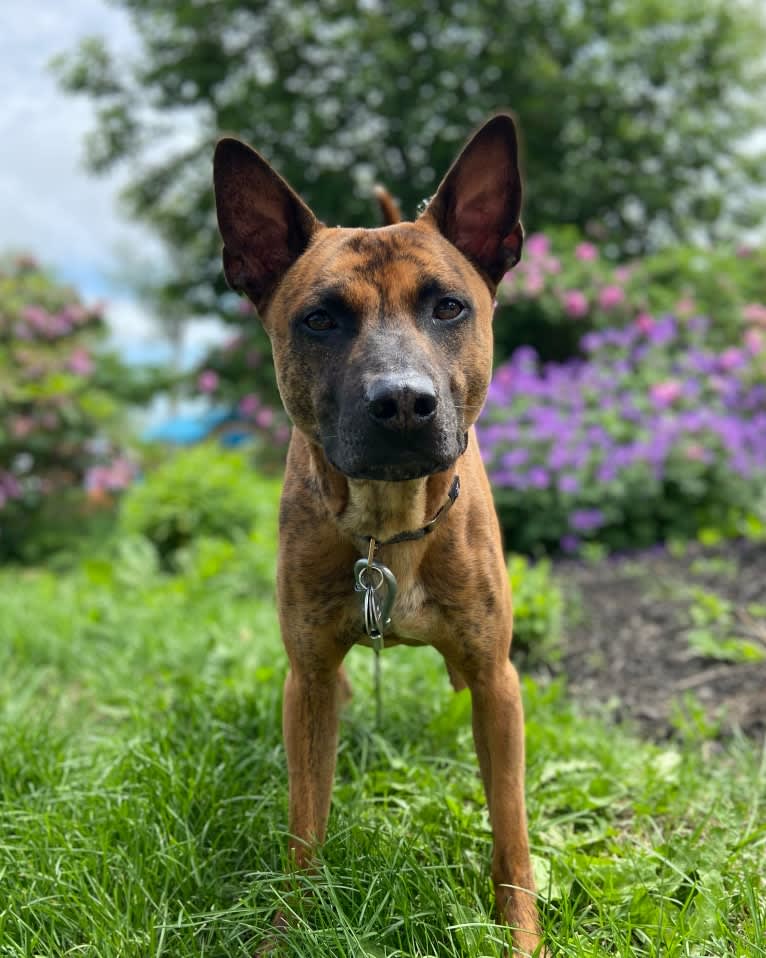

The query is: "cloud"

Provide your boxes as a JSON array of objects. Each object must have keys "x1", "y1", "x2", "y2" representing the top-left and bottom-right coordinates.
[
  {"x1": 0, "y1": 0, "x2": 162, "y2": 287},
  {"x1": 107, "y1": 298, "x2": 228, "y2": 368}
]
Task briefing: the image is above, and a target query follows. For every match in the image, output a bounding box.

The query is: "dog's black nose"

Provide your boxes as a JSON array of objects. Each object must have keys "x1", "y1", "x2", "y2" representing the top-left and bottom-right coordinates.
[{"x1": 366, "y1": 375, "x2": 437, "y2": 432}]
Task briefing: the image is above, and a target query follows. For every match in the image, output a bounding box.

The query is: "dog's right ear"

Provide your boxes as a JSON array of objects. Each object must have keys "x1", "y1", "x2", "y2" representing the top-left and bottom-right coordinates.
[{"x1": 214, "y1": 139, "x2": 321, "y2": 313}]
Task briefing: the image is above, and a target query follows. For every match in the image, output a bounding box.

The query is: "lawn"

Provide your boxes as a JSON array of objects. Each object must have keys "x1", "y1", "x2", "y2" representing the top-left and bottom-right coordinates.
[{"x1": 1, "y1": 535, "x2": 764, "y2": 957}]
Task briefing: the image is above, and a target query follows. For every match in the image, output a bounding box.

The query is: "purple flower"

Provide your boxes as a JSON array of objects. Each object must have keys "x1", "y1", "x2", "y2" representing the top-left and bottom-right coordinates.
[
  {"x1": 558, "y1": 474, "x2": 580, "y2": 493},
  {"x1": 527, "y1": 467, "x2": 550, "y2": 489},
  {"x1": 502, "y1": 448, "x2": 530, "y2": 468},
  {"x1": 718, "y1": 347, "x2": 745, "y2": 372},
  {"x1": 597, "y1": 462, "x2": 618, "y2": 483},
  {"x1": 569, "y1": 509, "x2": 605, "y2": 532},
  {"x1": 647, "y1": 316, "x2": 678, "y2": 346},
  {"x1": 560, "y1": 535, "x2": 580, "y2": 553}
]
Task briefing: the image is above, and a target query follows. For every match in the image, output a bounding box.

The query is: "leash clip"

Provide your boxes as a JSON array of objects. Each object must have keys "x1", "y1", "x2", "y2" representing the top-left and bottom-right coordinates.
[{"x1": 353, "y1": 543, "x2": 397, "y2": 652}]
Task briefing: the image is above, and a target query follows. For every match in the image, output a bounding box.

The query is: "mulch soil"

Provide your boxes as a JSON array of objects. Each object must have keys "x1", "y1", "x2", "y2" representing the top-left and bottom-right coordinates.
[{"x1": 549, "y1": 540, "x2": 766, "y2": 741}]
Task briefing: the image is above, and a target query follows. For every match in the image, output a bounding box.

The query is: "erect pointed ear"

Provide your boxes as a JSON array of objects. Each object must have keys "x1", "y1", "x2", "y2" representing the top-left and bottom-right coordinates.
[
  {"x1": 420, "y1": 114, "x2": 524, "y2": 287},
  {"x1": 213, "y1": 138, "x2": 321, "y2": 313}
]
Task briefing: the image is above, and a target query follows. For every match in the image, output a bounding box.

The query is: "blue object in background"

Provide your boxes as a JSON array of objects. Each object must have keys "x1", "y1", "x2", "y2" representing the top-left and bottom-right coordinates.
[{"x1": 143, "y1": 408, "x2": 253, "y2": 447}]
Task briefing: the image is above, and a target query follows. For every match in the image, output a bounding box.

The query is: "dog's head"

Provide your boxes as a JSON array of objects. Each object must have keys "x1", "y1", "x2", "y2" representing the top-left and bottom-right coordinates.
[{"x1": 214, "y1": 115, "x2": 523, "y2": 481}]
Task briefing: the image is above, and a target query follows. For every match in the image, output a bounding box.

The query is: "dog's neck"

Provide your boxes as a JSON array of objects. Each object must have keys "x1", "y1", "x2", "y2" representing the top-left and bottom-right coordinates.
[{"x1": 300, "y1": 433, "x2": 457, "y2": 547}]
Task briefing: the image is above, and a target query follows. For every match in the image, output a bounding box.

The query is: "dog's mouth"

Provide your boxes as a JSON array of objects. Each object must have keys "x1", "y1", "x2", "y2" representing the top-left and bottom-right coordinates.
[{"x1": 324, "y1": 431, "x2": 468, "y2": 483}]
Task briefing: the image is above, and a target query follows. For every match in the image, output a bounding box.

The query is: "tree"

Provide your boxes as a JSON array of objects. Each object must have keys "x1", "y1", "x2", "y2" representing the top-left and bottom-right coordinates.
[{"x1": 56, "y1": 0, "x2": 766, "y2": 319}]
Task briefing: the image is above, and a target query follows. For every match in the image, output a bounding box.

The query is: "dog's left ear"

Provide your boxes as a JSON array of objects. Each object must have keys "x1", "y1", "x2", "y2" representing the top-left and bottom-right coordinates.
[{"x1": 420, "y1": 114, "x2": 524, "y2": 287}]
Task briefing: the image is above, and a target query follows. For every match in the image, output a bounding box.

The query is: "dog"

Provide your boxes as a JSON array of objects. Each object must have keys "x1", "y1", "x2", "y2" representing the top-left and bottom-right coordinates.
[{"x1": 213, "y1": 114, "x2": 543, "y2": 957}]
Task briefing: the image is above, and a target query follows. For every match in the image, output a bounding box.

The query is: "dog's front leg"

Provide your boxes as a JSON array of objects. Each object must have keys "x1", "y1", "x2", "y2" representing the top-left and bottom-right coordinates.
[
  {"x1": 282, "y1": 662, "x2": 344, "y2": 867},
  {"x1": 468, "y1": 658, "x2": 543, "y2": 957}
]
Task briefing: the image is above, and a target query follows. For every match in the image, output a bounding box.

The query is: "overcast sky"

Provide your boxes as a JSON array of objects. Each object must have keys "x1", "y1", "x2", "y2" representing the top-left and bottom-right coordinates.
[{"x1": 0, "y1": 0, "x2": 224, "y2": 365}]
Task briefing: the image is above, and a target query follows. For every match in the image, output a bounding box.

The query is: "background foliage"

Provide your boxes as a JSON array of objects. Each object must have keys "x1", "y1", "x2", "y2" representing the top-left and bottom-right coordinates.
[
  {"x1": 0, "y1": 256, "x2": 163, "y2": 562},
  {"x1": 56, "y1": 0, "x2": 766, "y2": 321}
]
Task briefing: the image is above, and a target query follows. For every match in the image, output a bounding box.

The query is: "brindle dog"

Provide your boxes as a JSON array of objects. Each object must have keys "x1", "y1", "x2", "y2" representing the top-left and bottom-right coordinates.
[{"x1": 214, "y1": 115, "x2": 544, "y2": 956}]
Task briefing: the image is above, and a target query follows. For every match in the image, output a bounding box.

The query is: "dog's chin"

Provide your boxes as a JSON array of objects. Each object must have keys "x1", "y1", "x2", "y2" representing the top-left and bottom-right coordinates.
[
  {"x1": 335, "y1": 459, "x2": 453, "y2": 482},
  {"x1": 324, "y1": 433, "x2": 467, "y2": 483}
]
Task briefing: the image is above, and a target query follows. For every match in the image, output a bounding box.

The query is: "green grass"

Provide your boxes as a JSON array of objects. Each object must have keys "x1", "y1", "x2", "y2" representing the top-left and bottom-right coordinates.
[{"x1": 1, "y1": 537, "x2": 764, "y2": 957}]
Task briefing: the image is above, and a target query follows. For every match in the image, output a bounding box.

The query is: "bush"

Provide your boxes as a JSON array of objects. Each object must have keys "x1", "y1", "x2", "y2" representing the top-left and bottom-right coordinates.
[
  {"x1": 0, "y1": 256, "x2": 152, "y2": 562},
  {"x1": 494, "y1": 229, "x2": 766, "y2": 364},
  {"x1": 508, "y1": 555, "x2": 563, "y2": 666},
  {"x1": 478, "y1": 314, "x2": 766, "y2": 555},
  {"x1": 191, "y1": 313, "x2": 291, "y2": 467},
  {"x1": 119, "y1": 444, "x2": 281, "y2": 562}
]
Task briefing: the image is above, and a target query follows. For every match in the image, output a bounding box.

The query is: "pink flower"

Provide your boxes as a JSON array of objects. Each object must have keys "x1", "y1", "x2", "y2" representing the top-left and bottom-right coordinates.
[
  {"x1": 238, "y1": 299, "x2": 255, "y2": 315},
  {"x1": 562, "y1": 290, "x2": 588, "y2": 318},
  {"x1": 525, "y1": 233, "x2": 550, "y2": 257},
  {"x1": 68, "y1": 347, "x2": 94, "y2": 376},
  {"x1": 744, "y1": 328, "x2": 764, "y2": 354},
  {"x1": 574, "y1": 242, "x2": 598, "y2": 261},
  {"x1": 743, "y1": 303, "x2": 766, "y2": 326},
  {"x1": 613, "y1": 266, "x2": 632, "y2": 282},
  {"x1": 105, "y1": 458, "x2": 134, "y2": 490},
  {"x1": 524, "y1": 271, "x2": 544, "y2": 295},
  {"x1": 736, "y1": 245, "x2": 753, "y2": 258},
  {"x1": 198, "y1": 369, "x2": 219, "y2": 393},
  {"x1": 597, "y1": 285, "x2": 625, "y2": 310},
  {"x1": 62, "y1": 304, "x2": 89, "y2": 326},
  {"x1": 11, "y1": 416, "x2": 35, "y2": 438},
  {"x1": 21, "y1": 306, "x2": 49, "y2": 331},
  {"x1": 238, "y1": 393, "x2": 260, "y2": 416},
  {"x1": 650, "y1": 380, "x2": 682, "y2": 406},
  {"x1": 85, "y1": 458, "x2": 135, "y2": 493},
  {"x1": 635, "y1": 312, "x2": 655, "y2": 334},
  {"x1": 675, "y1": 297, "x2": 695, "y2": 316},
  {"x1": 544, "y1": 257, "x2": 561, "y2": 274},
  {"x1": 255, "y1": 407, "x2": 274, "y2": 429},
  {"x1": 275, "y1": 425, "x2": 291, "y2": 444}
]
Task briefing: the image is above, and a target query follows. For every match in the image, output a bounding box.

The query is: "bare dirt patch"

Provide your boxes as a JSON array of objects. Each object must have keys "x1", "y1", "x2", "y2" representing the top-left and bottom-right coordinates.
[{"x1": 551, "y1": 540, "x2": 766, "y2": 740}]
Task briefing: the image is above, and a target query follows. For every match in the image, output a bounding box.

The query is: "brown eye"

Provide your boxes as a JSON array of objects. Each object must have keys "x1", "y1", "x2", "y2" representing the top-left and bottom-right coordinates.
[
  {"x1": 304, "y1": 310, "x2": 336, "y2": 332},
  {"x1": 433, "y1": 297, "x2": 465, "y2": 322}
]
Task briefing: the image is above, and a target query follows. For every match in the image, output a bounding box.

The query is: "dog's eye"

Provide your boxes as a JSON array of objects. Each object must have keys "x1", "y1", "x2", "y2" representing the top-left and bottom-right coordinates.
[
  {"x1": 433, "y1": 297, "x2": 465, "y2": 322},
  {"x1": 303, "y1": 310, "x2": 337, "y2": 332}
]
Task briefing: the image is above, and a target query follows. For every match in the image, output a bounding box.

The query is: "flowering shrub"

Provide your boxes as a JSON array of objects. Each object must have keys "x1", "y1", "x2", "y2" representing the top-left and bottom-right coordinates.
[
  {"x1": 0, "y1": 256, "x2": 145, "y2": 561},
  {"x1": 495, "y1": 229, "x2": 766, "y2": 364},
  {"x1": 192, "y1": 310, "x2": 290, "y2": 465},
  {"x1": 478, "y1": 312, "x2": 766, "y2": 554}
]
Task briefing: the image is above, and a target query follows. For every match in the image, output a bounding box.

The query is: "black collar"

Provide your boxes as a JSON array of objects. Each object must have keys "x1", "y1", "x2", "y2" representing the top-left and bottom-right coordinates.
[{"x1": 356, "y1": 474, "x2": 460, "y2": 556}]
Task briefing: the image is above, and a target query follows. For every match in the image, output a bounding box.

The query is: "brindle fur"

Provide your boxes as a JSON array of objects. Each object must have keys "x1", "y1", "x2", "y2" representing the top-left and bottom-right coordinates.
[{"x1": 214, "y1": 115, "x2": 544, "y2": 957}]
